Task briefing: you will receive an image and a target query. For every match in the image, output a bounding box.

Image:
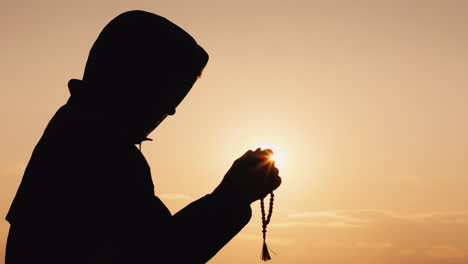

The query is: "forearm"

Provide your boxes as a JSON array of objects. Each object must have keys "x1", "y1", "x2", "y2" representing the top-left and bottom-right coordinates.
[{"x1": 166, "y1": 193, "x2": 252, "y2": 263}]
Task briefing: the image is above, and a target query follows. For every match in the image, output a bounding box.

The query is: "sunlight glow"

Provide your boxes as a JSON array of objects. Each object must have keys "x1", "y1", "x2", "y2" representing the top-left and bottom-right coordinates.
[{"x1": 257, "y1": 143, "x2": 287, "y2": 172}]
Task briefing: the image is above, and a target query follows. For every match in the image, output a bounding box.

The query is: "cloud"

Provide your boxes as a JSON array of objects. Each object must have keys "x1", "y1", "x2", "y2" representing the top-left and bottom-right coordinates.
[
  {"x1": 252, "y1": 209, "x2": 468, "y2": 262},
  {"x1": 273, "y1": 209, "x2": 468, "y2": 260},
  {"x1": 283, "y1": 210, "x2": 468, "y2": 228},
  {"x1": 237, "y1": 233, "x2": 295, "y2": 245},
  {"x1": 424, "y1": 245, "x2": 466, "y2": 259},
  {"x1": 285, "y1": 211, "x2": 370, "y2": 228},
  {"x1": 271, "y1": 220, "x2": 365, "y2": 229},
  {"x1": 158, "y1": 193, "x2": 192, "y2": 200},
  {"x1": 355, "y1": 241, "x2": 392, "y2": 249},
  {"x1": 406, "y1": 212, "x2": 468, "y2": 224},
  {"x1": 397, "y1": 249, "x2": 416, "y2": 256}
]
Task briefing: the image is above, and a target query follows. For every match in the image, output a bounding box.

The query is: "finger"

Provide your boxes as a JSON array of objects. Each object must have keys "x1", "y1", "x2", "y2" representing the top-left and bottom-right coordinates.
[
  {"x1": 242, "y1": 149, "x2": 272, "y2": 168},
  {"x1": 249, "y1": 149, "x2": 269, "y2": 161},
  {"x1": 259, "y1": 191, "x2": 269, "y2": 200},
  {"x1": 264, "y1": 161, "x2": 278, "y2": 175},
  {"x1": 244, "y1": 149, "x2": 253, "y2": 155},
  {"x1": 271, "y1": 161, "x2": 276, "y2": 169},
  {"x1": 238, "y1": 149, "x2": 254, "y2": 160},
  {"x1": 264, "y1": 166, "x2": 281, "y2": 190},
  {"x1": 272, "y1": 175, "x2": 282, "y2": 190},
  {"x1": 271, "y1": 166, "x2": 279, "y2": 176},
  {"x1": 263, "y1": 149, "x2": 274, "y2": 156},
  {"x1": 255, "y1": 149, "x2": 273, "y2": 161},
  {"x1": 260, "y1": 174, "x2": 281, "y2": 199}
]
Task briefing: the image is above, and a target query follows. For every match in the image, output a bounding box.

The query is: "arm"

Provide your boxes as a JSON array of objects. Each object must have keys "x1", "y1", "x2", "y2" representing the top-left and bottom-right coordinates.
[
  {"x1": 168, "y1": 193, "x2": 251, "y2": 264},
  {"x1": 153, "y1": 148, "x2": 281, "y2": 264},
  {"x1": 109, "y1": 148, "x2": 280, "y2": 264}
]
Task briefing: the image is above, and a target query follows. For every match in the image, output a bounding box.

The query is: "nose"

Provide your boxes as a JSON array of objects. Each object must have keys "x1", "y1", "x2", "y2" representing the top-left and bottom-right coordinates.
[{"x1": 167, "y1": 107, "x2": 176, "y2": 116}]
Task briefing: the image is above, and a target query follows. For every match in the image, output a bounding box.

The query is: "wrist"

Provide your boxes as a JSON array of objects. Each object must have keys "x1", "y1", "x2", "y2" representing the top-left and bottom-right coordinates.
[{"x1": 211, "y1": 185, "x2": 251, "y2": 207}]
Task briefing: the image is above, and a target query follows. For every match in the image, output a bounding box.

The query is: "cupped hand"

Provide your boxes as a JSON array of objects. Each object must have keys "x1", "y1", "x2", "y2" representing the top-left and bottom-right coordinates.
[{"x1": 212, "y1": 148, "x2": 282, "y2": 205}]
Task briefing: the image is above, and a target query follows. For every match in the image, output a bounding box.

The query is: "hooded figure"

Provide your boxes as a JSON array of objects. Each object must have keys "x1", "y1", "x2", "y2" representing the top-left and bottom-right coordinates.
[{"x1": 6, "y1": 10, "x2": 281, "y2": 264}]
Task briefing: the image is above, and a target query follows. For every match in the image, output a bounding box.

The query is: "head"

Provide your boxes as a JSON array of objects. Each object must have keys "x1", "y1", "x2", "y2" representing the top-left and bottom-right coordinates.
[{"x1": 69, "y1": 10, "x2": 208, "y2": 143}]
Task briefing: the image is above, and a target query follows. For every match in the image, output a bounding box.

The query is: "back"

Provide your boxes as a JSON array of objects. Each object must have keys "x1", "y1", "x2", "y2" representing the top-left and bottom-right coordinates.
[{"x1": 6, "y1": 103, "x2": 171, "y2": 263}]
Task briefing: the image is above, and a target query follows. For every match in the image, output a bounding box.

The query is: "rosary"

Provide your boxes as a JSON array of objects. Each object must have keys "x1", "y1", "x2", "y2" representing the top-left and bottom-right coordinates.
[{"x1": 260, "y1": 192, "x2": 275, "y2": 261}]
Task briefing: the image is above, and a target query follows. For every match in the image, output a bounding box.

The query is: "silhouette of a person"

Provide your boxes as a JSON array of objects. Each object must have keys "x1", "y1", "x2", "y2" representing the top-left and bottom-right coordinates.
[{"x1": 5, "y1": 10, "x2": 281, "y2": 264}]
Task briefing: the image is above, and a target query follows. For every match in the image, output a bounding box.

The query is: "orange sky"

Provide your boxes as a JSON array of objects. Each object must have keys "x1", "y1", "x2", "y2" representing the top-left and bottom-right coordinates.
[{"x1": 1, "y1": 1, "x2": 468, "y2": 263}]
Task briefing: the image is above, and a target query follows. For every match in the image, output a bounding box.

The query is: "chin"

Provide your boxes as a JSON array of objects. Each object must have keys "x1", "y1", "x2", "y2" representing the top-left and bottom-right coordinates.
[
  {"x1": 131, "y1": 116, "x2": 165, "y2": 144},
  {"x1": 132, "y1": 133, "x2": 151, "y2": 145}
]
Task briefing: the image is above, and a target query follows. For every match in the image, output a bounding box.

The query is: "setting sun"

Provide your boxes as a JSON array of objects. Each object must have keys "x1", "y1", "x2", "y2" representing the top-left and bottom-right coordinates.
[{"x1": 257, "y1": 143, "x2": 287, "y2": 172}]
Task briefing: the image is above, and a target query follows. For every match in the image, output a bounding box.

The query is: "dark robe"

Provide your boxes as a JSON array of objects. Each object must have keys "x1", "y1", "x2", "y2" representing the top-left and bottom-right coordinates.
[{"x1": 6, "y1": 99, "x2": 251, "y2": 264}]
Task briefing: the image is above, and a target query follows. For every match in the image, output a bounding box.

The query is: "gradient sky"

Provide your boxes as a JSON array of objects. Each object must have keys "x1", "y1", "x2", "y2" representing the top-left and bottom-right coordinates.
[{"x1": 1, "y1": 1, "x2": 468, "y2": 263}]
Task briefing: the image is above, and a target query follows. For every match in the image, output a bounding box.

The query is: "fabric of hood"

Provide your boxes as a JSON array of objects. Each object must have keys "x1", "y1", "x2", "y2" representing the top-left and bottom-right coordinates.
[{"x1": 79, "y1": 10, "x2": 209, "y2": 102}]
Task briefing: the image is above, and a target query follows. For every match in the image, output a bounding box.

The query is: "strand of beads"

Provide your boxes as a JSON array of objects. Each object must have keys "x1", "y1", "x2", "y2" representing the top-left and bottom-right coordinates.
[{"x1": 260, "y1": 192, "x2": 274, "y2": 261}]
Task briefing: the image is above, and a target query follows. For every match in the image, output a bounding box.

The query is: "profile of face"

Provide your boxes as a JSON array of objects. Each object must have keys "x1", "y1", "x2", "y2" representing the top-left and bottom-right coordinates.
[
  {"x1": 77, "y1": 11, "x2": 208, "y2": 144},
  {"x1": 126, "y1": 73, "x2": 199, "y2": 144}
]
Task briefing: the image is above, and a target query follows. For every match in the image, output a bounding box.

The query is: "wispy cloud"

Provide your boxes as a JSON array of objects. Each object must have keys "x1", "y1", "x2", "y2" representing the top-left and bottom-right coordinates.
[
  {"x1": 283, "y1": 210, "x2": 468, "y2": 228},
  {"x1": 405, "y1": 212, "x2": 468, "y2": 224},
  {"x1": 284, "y1": 211, "x2": 372, "y2": 228},
  {"x1": 355, "y1": 241, "x2": 392, "y2": 249},
  {"x1": 237, "y1": 233, "x2": 295, "y2": 245},
  {"x1": 424, "y1": 245, "x2": 467, "y2": 259},
  {"x1": 269, "y1": 209, "x2": 468, "y2": 261},
  {"x1": 397, "y1": 249, "x2": 417, "y2": 256},
  {"x1": 271, "y1": 220, "x2": 365, "y2": 228}
]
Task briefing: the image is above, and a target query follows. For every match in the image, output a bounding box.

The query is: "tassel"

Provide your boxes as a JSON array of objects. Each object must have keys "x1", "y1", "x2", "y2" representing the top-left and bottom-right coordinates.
[{"x1": 261, "y1": 240, "x2": 272, "y2": 261}]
